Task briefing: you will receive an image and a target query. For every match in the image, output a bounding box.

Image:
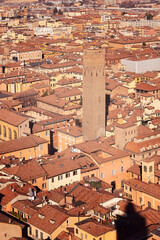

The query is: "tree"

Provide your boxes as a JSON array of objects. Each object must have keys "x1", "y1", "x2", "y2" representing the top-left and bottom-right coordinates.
[
  {"x1": 58, "y1": 9, "x2": 63, "y2": 15},
  {"x1": 41, "y1": 90, "x2": 49, "y2": 97},
  {"x1": 146, "y1": 12, "x2": 153, "y2": 20},
  {"x1": 53, "y1": 7, "x2": 58, "y2": 15}
]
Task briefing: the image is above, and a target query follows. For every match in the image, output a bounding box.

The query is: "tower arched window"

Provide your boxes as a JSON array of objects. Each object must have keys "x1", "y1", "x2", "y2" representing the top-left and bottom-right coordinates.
[
  {"x1": 144, "y1": 166, "x2": 147, "y2": 172},
  {"x1": 149, "y1": 166, "x2": 152, "y2": 172}
]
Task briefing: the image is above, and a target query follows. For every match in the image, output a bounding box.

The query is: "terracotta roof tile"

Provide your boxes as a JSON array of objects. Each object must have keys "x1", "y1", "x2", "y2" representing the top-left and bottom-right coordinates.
[
  {"x1": 124, "y1": 179, "x2": 160, "y2": 199},
  {"x1": 76, "y1": 219, "x2": 115, "y2": 237},
  {"x1": 0, "y1": 109, "x2": 28, "y2": 126},
  {"x1": 0, "y1": 135, "x2": 48, "y2": 155},
  {"x1": 27, "y1": 205, "x2": 69, "y2": 234}
]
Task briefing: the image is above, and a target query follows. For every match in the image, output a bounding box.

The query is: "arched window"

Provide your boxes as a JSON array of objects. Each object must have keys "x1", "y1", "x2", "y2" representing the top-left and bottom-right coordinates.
[
  {"x1": 14, "y1": 130, "x2": 17, "y2": 139},
  {"x1": 149, "y1": 166, "x2": 152, "y2": 172},
  {"x1": 8, "y1": 128, "x2": 12, "y2": 140},
  {"x1": 144, "y1": 166, "x2": 147, "y2": 172},
  {"x1": 3, "y1": 126, "x2": 6, "y2": 138}
]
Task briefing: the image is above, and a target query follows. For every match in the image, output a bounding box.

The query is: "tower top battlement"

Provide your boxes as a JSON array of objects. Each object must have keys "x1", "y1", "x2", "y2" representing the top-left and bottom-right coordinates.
[{"x1": 83, "y1": 48, "x2": 105, "y2": 59}]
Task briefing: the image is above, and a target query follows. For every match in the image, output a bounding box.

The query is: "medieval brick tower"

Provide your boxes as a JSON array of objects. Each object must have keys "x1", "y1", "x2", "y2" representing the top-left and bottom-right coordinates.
[{"x1": 83, "y1": 48, "x2": 106, "y2": 141}]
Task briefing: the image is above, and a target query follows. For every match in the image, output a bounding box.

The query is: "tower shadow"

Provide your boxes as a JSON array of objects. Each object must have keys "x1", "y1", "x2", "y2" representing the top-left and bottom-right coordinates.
[{"x1": 115, "y1": 201, "x2": 148, "y2": 240}]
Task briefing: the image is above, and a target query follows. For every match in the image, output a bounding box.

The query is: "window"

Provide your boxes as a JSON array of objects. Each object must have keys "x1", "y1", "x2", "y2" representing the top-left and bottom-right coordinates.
[
  {"x1": 29, "y1": 227, "x2": 32, "y2": 235},
  {"x1": 148, "y1": 201, "x2": 151, "y2": 208},
  {"x1": 125, "y1": 185, "x2": 127, "y2": 190},
  {"x1": 45, "y1": 131, "x2": 49, "y2": 137},
  {"x1": 42, "y1": 183, "x2": 46, "y2": 189},
  {"x1": 3, "y1": 126, "x2": 6, "y2": 138},
  {"x1": 112, "y1": 160, "x2": 115, "y2": 165},
  {"x1": 121, "y1": 166, "x2": 124, "y2": 172},
  {"x1": 66, "y1": 172, "x2": 70, "y2": 178},
  {"x1": 40, "y1": 232, "x2": 43, "y2": 239},
  {"x1": 35, "y1": 229, "x2": 38, "y2": 238},
  {"x1": 130, "y1": 187, "x2": 132, "y2": 192},
  {"x1": 85, "y1": 234, "x2": 87, "y2": 239},
  {"x1": 39, "y1": 144, "x2": 43, "y2": 151},
  {"x1": 158, "y1": 206, "x2": 160, "y2": 211},
  {"x1": 52, "y1": 177, "x2": 54, "y2": 182},
  {"x1": 112, "y1": 169, "x2": 116, "y2": 176},
  {"x1": 121, "y1": 158, "x2": 123, "y2": 163},
  {"x1": 73, "y1": 170, "x2": 77, "y2": 176},
  {"x1": 144, "y1": 166, "x2": 147, "y2": 172},
  {"x1": 8, "y1": 128, "x2": 12, "y2": 139},
  {"x1": 140, "y1": 197, "x2": 142, "y2": 204},
  {"x1": 58, "y1": 175, "x2": 63, "y2": 180},
  {"x1": 14, "y1": 130, "x2": 17, "y2": 139},
  {"x1": 100, "y1": 213, "x2": 103, "y2": 218},
  {"x1": 76, "y1": 228, "x2": 78, "y2": 234},
  {"x1": 121, "y1": 179, "x2": 125, "y2": 187},
  {"x1": 101, "y1": 172, "x2": 105, "y2": 179},
  {"x1": 149, "y1": 166, "x2": 152, "y2": 172},
  {"x1": 32, "y1": 179, "x2": 36, "y2": 184},
  {"x1": 81, "y1": 233, "x2": 83, "y2": 239}
]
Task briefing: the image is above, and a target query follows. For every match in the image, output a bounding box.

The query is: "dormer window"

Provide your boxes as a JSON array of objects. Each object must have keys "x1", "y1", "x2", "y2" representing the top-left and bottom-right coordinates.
[
  {"x1": 38, "y1": 214, "x2": 45, "y2": 219},
  {"x1": 50, "y1": 219, "x2": 55, "y2": 224},
  {"x1": 141, "y1": 147, "x2": 145, "y2": 152}
]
